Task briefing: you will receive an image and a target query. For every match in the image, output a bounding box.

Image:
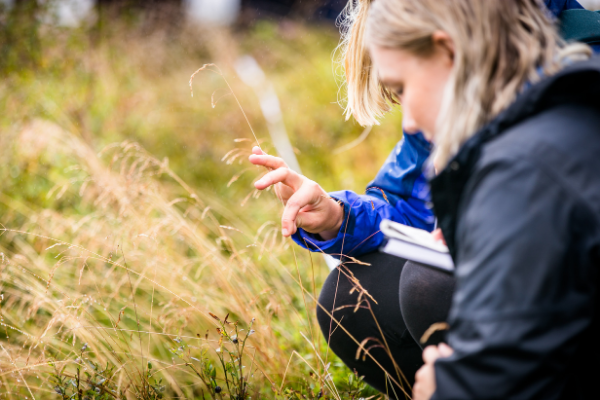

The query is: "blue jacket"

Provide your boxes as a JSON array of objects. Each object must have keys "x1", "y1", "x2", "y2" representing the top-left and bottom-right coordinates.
[{"x1": 292, "y1": 0, "x2": 584, "y2": 257}]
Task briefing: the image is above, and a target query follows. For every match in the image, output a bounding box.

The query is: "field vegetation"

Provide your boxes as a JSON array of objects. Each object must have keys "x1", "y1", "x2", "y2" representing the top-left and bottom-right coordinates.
[{"x1": 0, "y1": 4, "x2": 405, "y2": 399}]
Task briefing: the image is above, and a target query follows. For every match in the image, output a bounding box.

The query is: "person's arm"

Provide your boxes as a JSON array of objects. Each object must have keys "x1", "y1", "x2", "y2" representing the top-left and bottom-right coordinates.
[
  {"x1": 431, "y1": 157, "x2": 596, "y2": 399},
  {"x1": 292, "y1": 132, "x2": 435, "y2": 256}
]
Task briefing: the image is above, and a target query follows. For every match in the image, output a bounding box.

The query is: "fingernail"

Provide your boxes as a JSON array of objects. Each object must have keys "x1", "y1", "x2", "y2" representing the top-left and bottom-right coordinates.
[{"x1": 282, "y1": 229, "x2": 289, "y2": 236}]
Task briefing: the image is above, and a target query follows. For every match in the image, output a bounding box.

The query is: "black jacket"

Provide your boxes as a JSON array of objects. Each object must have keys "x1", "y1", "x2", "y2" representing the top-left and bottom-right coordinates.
[{"x1": 430, "y1": 58, "x2": 600, "y2": 399}]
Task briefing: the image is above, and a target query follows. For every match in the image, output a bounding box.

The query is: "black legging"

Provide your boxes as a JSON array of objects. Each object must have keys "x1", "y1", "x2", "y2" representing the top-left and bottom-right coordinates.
[{"x1": 316, "y1": 252, "x2": 455, "y2": 398}]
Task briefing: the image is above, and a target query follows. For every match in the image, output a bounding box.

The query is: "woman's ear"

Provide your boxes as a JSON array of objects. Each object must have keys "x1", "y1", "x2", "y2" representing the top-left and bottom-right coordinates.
[{"x1": 432, "y1": 31, "x2": 455, "y2": 63}]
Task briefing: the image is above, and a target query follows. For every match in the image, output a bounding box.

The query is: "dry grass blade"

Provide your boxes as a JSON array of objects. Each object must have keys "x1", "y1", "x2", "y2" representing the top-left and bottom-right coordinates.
[
  {"x1": 0, "y1": 122, "x2": 351, "y2": 398},
  {"x1": 189, "y1": 63, "x2": 262, "y2": 152},
  {"x1": 332, "y1": 126, "x2": 373, "y2": 155},
  {"x1": 420, "y1": 322, "x2": 450, "y2": 344},
  {"x1": 189, "y1": 63, "x2": 224, "y2": 98}
]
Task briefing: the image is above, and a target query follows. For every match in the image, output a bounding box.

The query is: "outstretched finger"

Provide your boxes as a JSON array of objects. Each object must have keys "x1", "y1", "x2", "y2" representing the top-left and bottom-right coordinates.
[
  {"x1": 252, "y1": 146, "x2": 264, "y2": 156},
  {"x1": 248, "y1": 154, "x2": 288, "y2": 170},
  {"x1": 255, "y1": 167, "x2": 303, "y2": 191},
  {"x1": 280, "y1": 183, "x2": 319, "y2": 236}
]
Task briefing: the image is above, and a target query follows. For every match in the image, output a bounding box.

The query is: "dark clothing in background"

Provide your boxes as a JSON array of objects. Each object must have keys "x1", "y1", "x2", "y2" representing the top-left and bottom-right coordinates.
[
  {"x1": 430, "y1": 58, "x2": 600, "y2": 399},
  {"x1": 316, "y1": 252, "x2": 454, "y2": 397},
  {"x1": 242, "y1": 0, "x2": 346, "y2": 20},
  {"x1": 543, "y1": 0, "x2": 583, "y2": 16}
]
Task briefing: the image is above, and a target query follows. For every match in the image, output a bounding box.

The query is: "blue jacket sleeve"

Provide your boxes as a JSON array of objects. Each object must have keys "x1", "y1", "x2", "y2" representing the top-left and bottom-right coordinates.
[{"x1": 292, "y1": 132, "x2": 436, "y2": 257}]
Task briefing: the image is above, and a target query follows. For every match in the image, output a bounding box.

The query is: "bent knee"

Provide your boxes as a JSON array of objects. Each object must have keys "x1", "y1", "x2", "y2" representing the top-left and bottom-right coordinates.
[{"x1": 315, "y1": 283, "x2": 355, "y2": 334}]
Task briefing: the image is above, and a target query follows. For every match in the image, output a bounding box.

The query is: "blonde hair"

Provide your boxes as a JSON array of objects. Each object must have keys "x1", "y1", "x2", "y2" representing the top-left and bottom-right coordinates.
[
  {"x1": 339, "y1": 0, "x2": 591, "y2": 167},
  {"x1": 336, "y1": 0, "x2": 396, "y2": 126}
]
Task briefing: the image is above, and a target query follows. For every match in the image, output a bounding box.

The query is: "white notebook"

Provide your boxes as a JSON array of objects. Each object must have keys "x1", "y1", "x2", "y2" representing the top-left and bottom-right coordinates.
[{"x1": 380, "y1": 220, "x2": 454, "y2": 272}]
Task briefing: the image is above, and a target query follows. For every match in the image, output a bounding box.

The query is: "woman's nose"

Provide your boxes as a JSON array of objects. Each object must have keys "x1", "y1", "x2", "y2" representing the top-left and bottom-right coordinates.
[{"x1": 401, "y1": 106, "x2": 420, "y2": 134}]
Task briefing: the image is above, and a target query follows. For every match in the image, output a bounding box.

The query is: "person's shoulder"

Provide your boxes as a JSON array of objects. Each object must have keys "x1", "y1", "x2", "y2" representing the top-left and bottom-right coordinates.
[
  {"x1": 477, "y1": 103, "x2": 600, "y2": 215},
  {"x1": 481, "y1": 103, "x2": 600, "y2": 167}
]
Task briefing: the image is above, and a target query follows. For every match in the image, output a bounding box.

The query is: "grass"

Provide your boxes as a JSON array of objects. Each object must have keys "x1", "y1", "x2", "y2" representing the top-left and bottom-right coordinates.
[{"x1": 0, "y1": 7, "x2": 407, "y2": 399}]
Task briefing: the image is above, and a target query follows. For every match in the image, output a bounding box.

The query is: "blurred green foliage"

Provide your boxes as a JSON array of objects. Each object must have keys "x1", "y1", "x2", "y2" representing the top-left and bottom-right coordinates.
[
  {"x1": 0, "y1": 6, "x2": 404, "y2": 398},
  {"x1": 0, "y1": 6, "x2": 404, "y2": 202}
]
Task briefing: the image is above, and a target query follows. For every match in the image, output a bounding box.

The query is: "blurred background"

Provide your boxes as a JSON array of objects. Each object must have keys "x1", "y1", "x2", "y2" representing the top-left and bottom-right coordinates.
[
  {"x1": 581, "y1": 0, "x2": 600, "y2": 10},
  {"x1": 1, "y1": 1, "x2": 599, "y2": 398},
  {"x1": 0, "y1": 0, "x2": 407, "y2": 211},
  {"x1": 0, "y1": 0, "x2": 406, "y2": 398}
]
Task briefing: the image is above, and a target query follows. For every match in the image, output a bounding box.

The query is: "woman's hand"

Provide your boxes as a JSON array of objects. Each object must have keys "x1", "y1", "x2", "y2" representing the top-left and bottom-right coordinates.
[
  {"x1": 431, "y1": 228, "x2": 446, "y2": 245},
  {"x1": 248, "y1": 146, "x2": 344, "y2": 239},
  {"x1": 413, "y1": 343, "x2": 454, "y2": 400}
]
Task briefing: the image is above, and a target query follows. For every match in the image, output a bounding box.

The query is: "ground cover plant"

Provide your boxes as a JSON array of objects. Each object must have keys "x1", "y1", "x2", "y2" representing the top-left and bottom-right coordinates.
[{"x1": 0, "y1": 5, "x2": 407, "y2": 399}]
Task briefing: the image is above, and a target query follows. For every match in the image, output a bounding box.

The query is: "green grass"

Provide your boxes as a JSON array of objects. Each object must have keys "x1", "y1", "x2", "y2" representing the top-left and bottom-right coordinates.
[{"x1": 0, "y1": 10, "x2": 406, "y2": 399}]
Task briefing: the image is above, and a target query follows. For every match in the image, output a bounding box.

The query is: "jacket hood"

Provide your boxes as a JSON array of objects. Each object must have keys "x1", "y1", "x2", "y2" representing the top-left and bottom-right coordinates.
[
  {"x1": 488, "y1": 57, "x2": 600, "y2": 140},
  {"x1": 431, "y1": 56, "x2": 600, "y2": 258}
]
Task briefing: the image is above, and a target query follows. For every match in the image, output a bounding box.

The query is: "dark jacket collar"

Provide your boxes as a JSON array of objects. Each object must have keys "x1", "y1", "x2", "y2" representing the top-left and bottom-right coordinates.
[{"x1": 430, "y1": 57, "x2": 600, "y2": 259}]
